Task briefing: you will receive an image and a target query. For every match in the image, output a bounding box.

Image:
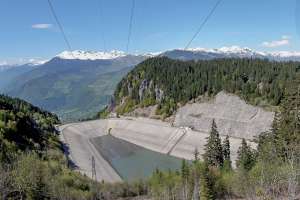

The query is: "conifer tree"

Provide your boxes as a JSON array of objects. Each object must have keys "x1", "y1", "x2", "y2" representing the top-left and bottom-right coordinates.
[
  {"x1": 236, "y1": 139, "x2": 256, "y2": 171},
  {"x1": 204, "y1": 119, "x2": 224, "y2": 167},
  {"x1": 274, "y1": 75, "x2": 300, "y2": 161},
  {"x1": 222, "y1": 135, "x2": 231, "y2": 170},
  {"x1": 181, "y1": 159, "x2": 189, "y2": 200},
  {"x1": 192, "y1": 148, "x2": 200, "y2": 200},
  {"x1": 200, "y1": 162, "x2": 215, "y2": 200}
]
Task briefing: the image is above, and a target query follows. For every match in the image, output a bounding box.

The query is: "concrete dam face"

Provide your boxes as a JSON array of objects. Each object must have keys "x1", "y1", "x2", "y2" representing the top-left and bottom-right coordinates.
[{"x1": 59, "y1": 92, "x2": 274, "y2": 183}]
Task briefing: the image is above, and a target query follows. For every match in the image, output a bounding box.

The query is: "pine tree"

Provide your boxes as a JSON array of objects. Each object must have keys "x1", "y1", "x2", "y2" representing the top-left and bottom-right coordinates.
[
  {"x1": 222, "y1": 135, "x2": 231, "y2": 170},
  {"x1": 181, "y1": 159, "x2": 189, "y2": 200},
  {"x1": 236, "y1": 139, "x2": 256, "y2": 171},
  {"x1": 192, "y1": 148, "x2": 200, "y2": 200},
  {"x1": 274, "y1": 75, "x2": 300, "y2": 161},
  {"x1": 204, "y1": 119, "x2": 224, "y2": 167},
  {"x1": 200, "y1": 163, "x2": 215, "y2": 200}
]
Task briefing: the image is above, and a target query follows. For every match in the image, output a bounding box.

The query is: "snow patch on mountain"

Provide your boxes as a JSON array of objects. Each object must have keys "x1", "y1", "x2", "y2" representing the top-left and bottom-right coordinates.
[
  {"x1": 57, "y1": 50, "x2": 128, "y2": 60},
  {"x1": 27, "y1": 59, "x2": 49, "y2": 66},
  {"x1": 269, "y1": 51, "x2": 300, "y2": 58},
  {"x1": 176, "y1": 46, "x2": 300, "y2": 61},
  {"x1": 0, "y1": 59, "x2": 47, "y2": 71}
]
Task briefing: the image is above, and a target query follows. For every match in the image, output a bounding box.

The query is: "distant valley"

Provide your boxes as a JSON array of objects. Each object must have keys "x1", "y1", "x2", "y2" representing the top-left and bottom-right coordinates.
[{"x1": 1, "y1": 52, "x2": 146, "y2": 121}]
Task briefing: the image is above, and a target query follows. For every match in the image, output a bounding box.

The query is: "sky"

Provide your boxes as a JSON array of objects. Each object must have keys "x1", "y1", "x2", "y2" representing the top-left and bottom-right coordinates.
[{"x1": 0, "y1": 0, "x2": 300, "y2": 64}]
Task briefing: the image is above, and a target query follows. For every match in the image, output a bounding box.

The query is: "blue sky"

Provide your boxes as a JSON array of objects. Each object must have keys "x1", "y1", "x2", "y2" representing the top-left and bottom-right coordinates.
[{"x1": 0, "y1": 0, "x2": 300, "y2": 64}]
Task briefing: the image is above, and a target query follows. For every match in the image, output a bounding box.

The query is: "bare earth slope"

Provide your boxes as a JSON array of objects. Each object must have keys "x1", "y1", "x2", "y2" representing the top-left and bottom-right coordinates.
[{"x1": 174, "y1": 91, "x2": 274, "y2": 139}]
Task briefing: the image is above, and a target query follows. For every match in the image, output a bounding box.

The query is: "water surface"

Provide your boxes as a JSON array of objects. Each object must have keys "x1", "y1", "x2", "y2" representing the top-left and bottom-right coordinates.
[{"x1": 91, "y1": 135, "x2": 182, "y2": 181}]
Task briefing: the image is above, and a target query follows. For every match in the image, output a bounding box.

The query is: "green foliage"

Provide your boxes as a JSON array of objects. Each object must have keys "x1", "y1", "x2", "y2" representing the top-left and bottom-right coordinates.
[
  {"x1": 155, "y1": 98, "x2": 177, "y2": 118},
  {"x1": 148, "y1": 169, "x2": 181, "y2": 200},
  {"x1": 222, "y1": 135, "x2": 230, "y2": 161},
  {"x1": 141, "y1": 97, "x2": 156, "y2": 107},
  {"x1": 222, "y1": 135, "x2": 231, "y2": 171},
  {"x1": 236, "y1": 139, "x2": 256, "y2": 171},
  {"x1": 204, "y1": 120, "x2": 224, "y2": 167},
  {"x1": 116, "y1": 98, "x2": 137, "y2": 114},
  {"x1": 273, "y1": 75, "x2": 300, "y2": 160},
  {"x1": 98, "y1": 106, "x2": 110, "y2": 119},
  {"x1": 0, "y1": 95, "x2": 59, "y2": 162},
  {"x1": 114, "y1": 57, "x2": 299, "y2": 117},
  {"x1": 200, "y1": 163, "x2": 215, "y2": 200}
]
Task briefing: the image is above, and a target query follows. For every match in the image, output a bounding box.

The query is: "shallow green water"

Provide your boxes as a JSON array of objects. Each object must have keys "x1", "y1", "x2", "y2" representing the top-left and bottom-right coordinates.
[{"x1": 91, "y1": 135, "x2": 182, "y2": 181}]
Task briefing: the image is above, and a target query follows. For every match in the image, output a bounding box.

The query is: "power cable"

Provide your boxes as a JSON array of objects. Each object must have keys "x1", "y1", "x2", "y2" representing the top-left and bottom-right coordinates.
[
  {"x1": 184, "y1": 0, "x2": 223, "y2": 50},
  {"x1": 126, "y1": 0, "x2": 136, "y2": 53},
  {"x1": 47, "y1": 0, "x2": 74, "y2": 56},
  {"x1": 98, "y1": 0, "x2": 107, "y2": 52}
]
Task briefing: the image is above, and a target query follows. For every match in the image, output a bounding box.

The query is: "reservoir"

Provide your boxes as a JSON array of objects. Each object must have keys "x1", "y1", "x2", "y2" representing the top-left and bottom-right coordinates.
[{"x1": 90, "y1": 135, "x2": 182, "y2": 181}]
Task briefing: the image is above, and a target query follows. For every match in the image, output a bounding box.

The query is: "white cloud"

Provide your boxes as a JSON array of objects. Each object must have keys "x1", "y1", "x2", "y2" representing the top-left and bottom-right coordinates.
[
  {"x1": 0, "y1": 61, "x2": 8, "y2": 66},
  {"x1": 0, "y1": 58, "x2": 48, "y2": 66},
  {"x1": 32, "y1": 23, "x2": 53, "y2": 29},
  {"x1": 262, "y1": 36, "x2": 290, "y2": 48}
]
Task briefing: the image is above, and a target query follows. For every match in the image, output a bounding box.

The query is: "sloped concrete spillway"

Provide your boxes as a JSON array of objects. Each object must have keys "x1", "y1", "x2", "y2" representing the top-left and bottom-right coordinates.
[{"x1": 59, "y1": 92, "x2": 274, "y2": 183}]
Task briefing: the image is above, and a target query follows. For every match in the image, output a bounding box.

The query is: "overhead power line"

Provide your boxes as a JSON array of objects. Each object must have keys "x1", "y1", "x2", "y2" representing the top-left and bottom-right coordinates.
[
  {"x1": 47, "y1": 0, "x2": 73, "y2": 54},
  {"x1": 184, "y1": 0, "x2": 223, "y2": 50},
  {"x1": 98, "y1": 0, "x2": 107, "y2": 52},
  {"x1": 126, "y1": 0, "x2": 136, "y2": 53}
]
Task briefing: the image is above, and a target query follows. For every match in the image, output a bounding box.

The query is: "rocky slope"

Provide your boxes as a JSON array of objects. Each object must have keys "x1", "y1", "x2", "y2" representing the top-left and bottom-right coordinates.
[{"x1": 174, "y1": 91, "x2": 274, "y2": 139}]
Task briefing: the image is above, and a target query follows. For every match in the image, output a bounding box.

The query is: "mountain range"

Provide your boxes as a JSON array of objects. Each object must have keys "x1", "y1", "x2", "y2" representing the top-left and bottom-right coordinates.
[
  {"x1": 1, "y1": 46, "x2": 300, "y2": 121},
  {"x1": 162, "y1": 46, "x2": 300, "y2": 61}
]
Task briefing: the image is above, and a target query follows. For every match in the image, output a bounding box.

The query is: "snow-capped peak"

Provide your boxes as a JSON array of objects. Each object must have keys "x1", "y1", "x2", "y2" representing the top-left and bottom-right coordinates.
[
  {"x1": 56, "y1": 50, "x2": 127, "y2": 60},
  {"x1": 166, "y1": 46, "x2": 300, "y2": 61},
  {"x1": 185, "y1": 46, "x2": 300, "y2": 58},
  {"x1": 186, "y1": 46, "x2": 259, "y2": 55}
]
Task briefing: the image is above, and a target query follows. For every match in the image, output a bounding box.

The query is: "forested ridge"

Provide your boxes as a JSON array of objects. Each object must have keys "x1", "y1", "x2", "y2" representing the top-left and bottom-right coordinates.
[
  {"x1": 113, "y1": 57, "x2": 299, "y2": 117},
  {"x1": 0, "y1": 94, "x2": 60, "y2": 161}
]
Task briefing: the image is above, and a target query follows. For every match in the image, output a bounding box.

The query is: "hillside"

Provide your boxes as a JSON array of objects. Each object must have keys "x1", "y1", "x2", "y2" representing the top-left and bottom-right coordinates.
[
  {"x1": 0, "y1": 95, "x2": 91, "y2": 199},
  {"x1": 112, "y1": 57, "x2": 299, "y2": 118},
  {"x1": 0, "y1": 95, "x2": 146, "y2": 199},
  {"x1": 0, "y1": 94, "x2": 59, "y2": 160},
  {"x1": 4, "y1": 53, "x2": 146, "y2": 122},
  {"x1": 0, "y1": 64, "x2": 36, "y2": 90}
]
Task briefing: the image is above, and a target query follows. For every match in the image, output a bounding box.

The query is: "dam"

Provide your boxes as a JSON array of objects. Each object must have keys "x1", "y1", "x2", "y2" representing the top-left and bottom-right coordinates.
[
  {"x1": 59, "y1": 117, "x2": 257, "y2": 183},
  {"x1": 59, "y1": 92, "x2": 274, "y2": 183}
]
